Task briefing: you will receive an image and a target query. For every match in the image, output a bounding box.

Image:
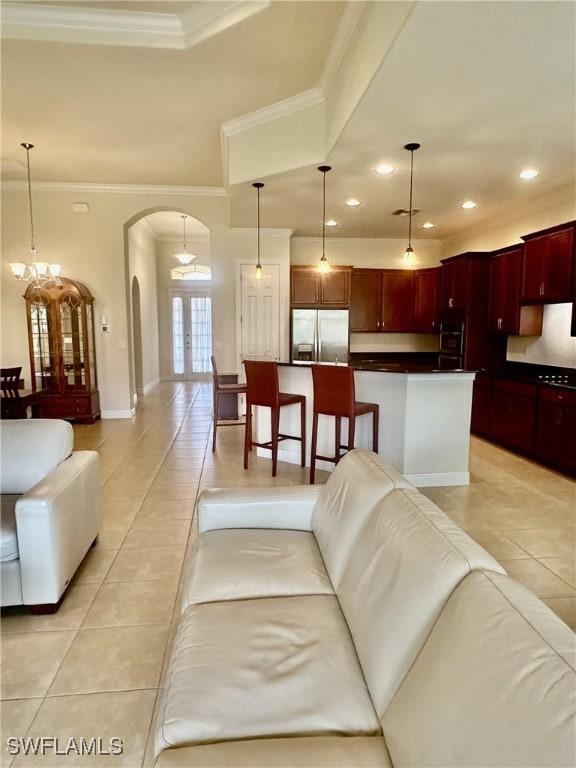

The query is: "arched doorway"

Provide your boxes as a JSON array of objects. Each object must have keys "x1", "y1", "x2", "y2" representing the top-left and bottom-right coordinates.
[{"x1": 125, "y1": 208, "x2": 212, "y2": 400}]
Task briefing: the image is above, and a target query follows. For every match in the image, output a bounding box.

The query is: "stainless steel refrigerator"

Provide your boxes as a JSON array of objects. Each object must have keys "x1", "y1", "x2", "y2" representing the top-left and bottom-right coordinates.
[{"x1": 290, "y1": 309, "x2": 349, "y2": 364}]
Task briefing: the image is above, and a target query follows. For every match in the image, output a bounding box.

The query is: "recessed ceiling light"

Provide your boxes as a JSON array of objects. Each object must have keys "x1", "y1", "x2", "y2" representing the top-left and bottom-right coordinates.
[
  {"x1": 325, "y1": 219, "x2": 338, "y2": 227},
  {"x1": 375, "y1": 165, "x2": 394, "y2": 175},
  {"x1": 461, "y1": 200, "x2": 477, "y2": 209},
  {"x1": 519, "y1": 168, "x2": 539, "y2": 180},
  {"x1": 422, "y1": 222, "x2": 434, "y2": 229},
  {"x1": 345, "y1": 198, "x2": 361, "y2": 207}
]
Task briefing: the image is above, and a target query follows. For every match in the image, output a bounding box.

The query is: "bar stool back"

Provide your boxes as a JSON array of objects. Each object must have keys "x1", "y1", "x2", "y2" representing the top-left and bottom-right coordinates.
[
  {"x1": 211, "y1": 356, "x2": 247, "y2": 452},
  {"x1": 243, "y1": 360, "x2": 306, "y2": 477},
  {"x1": 310, "y1": 364, "x2": 379, "y2": 483}
]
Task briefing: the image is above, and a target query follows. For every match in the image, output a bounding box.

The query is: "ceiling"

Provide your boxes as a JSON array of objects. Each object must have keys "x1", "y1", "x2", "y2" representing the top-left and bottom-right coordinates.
[{"x1": 2, "y1": 1, "x2": 575, "y2": 241}]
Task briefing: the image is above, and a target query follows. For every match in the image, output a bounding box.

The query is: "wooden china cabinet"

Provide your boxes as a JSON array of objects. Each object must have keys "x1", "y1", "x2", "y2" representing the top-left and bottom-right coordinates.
[{"x1": 25, "y1": 277, "x2": 100, "y2": 423}]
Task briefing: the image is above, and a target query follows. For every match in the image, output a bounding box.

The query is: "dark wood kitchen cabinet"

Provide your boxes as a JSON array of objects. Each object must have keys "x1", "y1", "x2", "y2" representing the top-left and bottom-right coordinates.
[
  {"x1": 413, "y1": 267, "x2": 440, "y2": 333},
  {"x1": 440, "y1": 257, "x2": 471, "y2": 312},
  {"x1": 471, "y1": 372, "x2": 492, "y2": 437},
  {"x1": 290, "y1": 266, "x2": 351, "y2": 308},
  {"x1": 381, "y1": 270, "x2": 415, "y2": 332},
  {"x1": 488, "y1": 246, "x2": 543, "y2": 336},
  {"x1": 489, "y1": 379, "x2": 537, "y2": 454},
  {"x1": 535, "y1": 387, "x2": 576, "y2": 476},
  {"x1": 521, "y1": 223, "x2": 574, "y2": 303},
  {"x1": 350, "y1": 269, "x2": 382, "y2": 331}
]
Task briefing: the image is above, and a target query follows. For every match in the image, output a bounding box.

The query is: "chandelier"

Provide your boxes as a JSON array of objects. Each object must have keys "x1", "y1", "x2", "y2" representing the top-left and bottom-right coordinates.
[
  {"x1": 9, "y1": 143, "x2": 62, "y2": 287},
  {"x1": 173, "y1": 215, "x2": 196, "y2": 265}
]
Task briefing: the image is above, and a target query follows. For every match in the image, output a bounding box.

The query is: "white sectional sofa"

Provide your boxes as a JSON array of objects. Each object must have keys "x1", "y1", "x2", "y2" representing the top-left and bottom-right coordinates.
[
  {"x1": 154, "y1": 450, "x2": 575, "y2": 767},
  {"x1": 0, "y1": 419, "x2": 100, "y2": 611}
]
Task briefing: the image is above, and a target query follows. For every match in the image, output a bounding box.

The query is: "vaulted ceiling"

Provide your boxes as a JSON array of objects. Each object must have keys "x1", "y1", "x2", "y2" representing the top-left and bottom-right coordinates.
[{"x1": 2, "y1": 1, "x2": 575, "y2": 240}]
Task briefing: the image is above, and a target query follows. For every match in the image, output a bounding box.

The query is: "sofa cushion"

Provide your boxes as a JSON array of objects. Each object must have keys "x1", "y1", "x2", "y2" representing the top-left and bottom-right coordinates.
[
  {"x1": 0, "y1": 419, "x2": 73, "y2": 494},
  {"x1": 312, "y1": 449, "x2": 412, "y2": 588},
  {"x1": 336, "y1": 487, "x2": 505, "y2": 718},
  {"x1": 155, "y1": 594, "x2": 381, "y2": 755},
  {"x1": 155, "y1": 736, "x2": 392, "y2": 768},
  {"x1": 181, "y1": 529, "x2": 333, "y2": 611},
  {"x1": 382, "y1": 570, "x2": 576, "y2": 767},
  {"x1": 0, "y1": 496, "x2": 19, "y2": 562}
]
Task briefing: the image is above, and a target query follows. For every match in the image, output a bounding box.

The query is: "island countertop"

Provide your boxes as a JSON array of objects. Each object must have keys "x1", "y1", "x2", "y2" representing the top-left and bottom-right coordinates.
[
  {"x1": 252, "y1": 363, "x2": 476, "y2": 487},
  {"x1": 277, "y1": 361, "x2": 474, "y2": 374}
]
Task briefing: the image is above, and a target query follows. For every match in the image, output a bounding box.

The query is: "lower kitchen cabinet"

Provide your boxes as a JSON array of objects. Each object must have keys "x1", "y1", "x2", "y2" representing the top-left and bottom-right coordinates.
[
  {"x1": 489, "y1": 379, "x2": 537, "y2": 455},
  {"x1": 535, "y1": 387, "x2": 576, "y2": 475},
  {"x1": 471, "y1": 373, "x2": 491, "y2": 437}
]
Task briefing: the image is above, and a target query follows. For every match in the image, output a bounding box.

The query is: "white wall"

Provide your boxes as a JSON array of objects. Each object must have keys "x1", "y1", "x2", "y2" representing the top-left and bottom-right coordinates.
[{"x1": 128, "y1": 219, "x2": 160, "y2": 397}]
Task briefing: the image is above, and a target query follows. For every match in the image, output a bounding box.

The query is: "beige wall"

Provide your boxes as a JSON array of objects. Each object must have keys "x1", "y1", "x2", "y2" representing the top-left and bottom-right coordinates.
[
  {"x1": 1, "y1": 186, "x2": 232, "y2": 416},
  {"x1": 128, "y1": 219, "x2": 160, "y2": 398}
]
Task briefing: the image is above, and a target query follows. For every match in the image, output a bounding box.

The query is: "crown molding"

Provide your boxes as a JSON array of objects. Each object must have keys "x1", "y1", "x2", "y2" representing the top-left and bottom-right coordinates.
[
  {"x1": 318, "y1": 1, "x2": 366, "y2": 95},
  {"x1": 2, "y1": 181, "x2": 227, "y2": 197},
  {"x1": 230, "y1": 227, "x2": 295, "y2": 238},
  {"x1": 221, "y1": 88, "x2": 324, "y2": 138},
  {"x1": 0, "y1": 1, "x2": 269, "y2": 50}
]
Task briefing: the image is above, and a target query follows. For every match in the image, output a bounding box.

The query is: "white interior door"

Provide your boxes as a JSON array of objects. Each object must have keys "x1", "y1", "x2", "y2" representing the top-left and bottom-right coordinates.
[
  {"x1": 240, "y1": 264, "x2": 280, "y2": 362},
  {"x1": 170, "y1": 289, "x2": 212, "y2": 380}
]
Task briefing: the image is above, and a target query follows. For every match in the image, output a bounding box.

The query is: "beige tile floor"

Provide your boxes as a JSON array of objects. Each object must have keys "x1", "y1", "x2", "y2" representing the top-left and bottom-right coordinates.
[{"x1": 1, "y1": 381, "x2": 575, "y2": 767}]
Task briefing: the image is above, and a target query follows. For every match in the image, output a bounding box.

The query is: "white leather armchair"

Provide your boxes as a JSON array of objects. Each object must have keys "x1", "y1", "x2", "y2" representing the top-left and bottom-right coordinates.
[{"x1": 0, "y1": 419, "x2": 100, "y2": 612}]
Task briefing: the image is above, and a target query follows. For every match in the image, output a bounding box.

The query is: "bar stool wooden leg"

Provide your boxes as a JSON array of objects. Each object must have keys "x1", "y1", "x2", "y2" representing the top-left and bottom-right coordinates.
[
  {"x1": 348, "y1": 415, "x2": 356, "y2": 454},
  {"x1": 271, "y1": 407, "x2": 280, "y2": 477},
  {"x1": 373, "y1": 407, "x2": 379, "y2": 453},
  {"x1": 310, "y1": 412, "x2": 319, "y2": 484},
  {"x1": 244, "y1": 405, "x2": 251, "y2": 470},
  {"x1": 212, "y1": 391, "x2": 219, "y2": 452},
  {"x1": 300, "y1": 401, "x2": 306, "y2": 467}
]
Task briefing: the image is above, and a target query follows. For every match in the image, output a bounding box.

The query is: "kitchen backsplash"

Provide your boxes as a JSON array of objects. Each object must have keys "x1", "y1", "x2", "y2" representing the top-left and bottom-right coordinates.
[{"x1": 507, "y1": 303, "x2": 575, "y2": 369}]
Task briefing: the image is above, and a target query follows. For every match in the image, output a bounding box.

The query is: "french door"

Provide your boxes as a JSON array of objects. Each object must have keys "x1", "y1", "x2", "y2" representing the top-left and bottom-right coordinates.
[{"x1": 170, "y1": 290, "x2": 212, "y2": 380}]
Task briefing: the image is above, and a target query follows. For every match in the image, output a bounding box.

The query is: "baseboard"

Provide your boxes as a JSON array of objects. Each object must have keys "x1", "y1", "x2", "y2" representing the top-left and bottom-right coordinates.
[
  {"x1": 100, "y1": 408, "x2": 136, "y2": 419},
  {"x1": 404, "y1": 471, "x2": 470, "y2": 487},
  {"x1": 137, "y1": 379, "x2": 160, "y2": 396}
]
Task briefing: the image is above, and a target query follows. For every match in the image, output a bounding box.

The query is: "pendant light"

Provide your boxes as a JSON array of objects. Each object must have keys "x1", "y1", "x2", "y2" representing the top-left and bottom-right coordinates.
[
  {"x1": 316, "y1": 165, "x2": 332, "y2": 274},
  {"x1": 9, "y1": 142, "x2": 62, "y2": 286},
  {"x1": 402, "y1": 142, "x2": 420, "y2": 266},
  {"x1": 173, "y1": 215, "x2": 195, "y2": 265},
  {"x1": 253, "y1": 182, "x2": 264, "y2": 280}
]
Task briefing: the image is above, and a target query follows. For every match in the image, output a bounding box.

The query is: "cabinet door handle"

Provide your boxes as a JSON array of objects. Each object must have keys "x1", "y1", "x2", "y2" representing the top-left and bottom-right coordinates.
[
  {"x1": 498, "y1": 318, "x2": 502, "y2": 330},
  {"x1": 539, "y1": 281, "x2": 545, "y2": 296},
  {"x1": 448, "y1": 297, "x2": 454, "y2": 308}
]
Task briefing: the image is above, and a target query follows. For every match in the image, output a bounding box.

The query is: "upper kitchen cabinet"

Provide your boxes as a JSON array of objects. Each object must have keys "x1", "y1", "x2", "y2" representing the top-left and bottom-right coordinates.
[
  {"x1": 290, "y1": 266, "x2": 352, "y2": 308},
  {"x1": 521, "y1": 222, "x2": 575, "y2": 303},
  {"x1": 350, "y1": 269, "x2": 382, "y2": 331},
  {"x1": 440, "y1": 256, "x2": 471, "y2": 312},
  {"x1": 488, "y1": 245, "x2": 543, "y2": 336},
  {"x1": 413, "y1": 267, "x2": 440, "y2": 333},
  {"x1": 381, "y1": 270, "x2": 415, "y2": 332},
  {"x1": 350, "y1": 269, "x2": 416, "y2": 333},
  {"x1": 440, "y1": 252, "x2": 491, "y2": 322}
]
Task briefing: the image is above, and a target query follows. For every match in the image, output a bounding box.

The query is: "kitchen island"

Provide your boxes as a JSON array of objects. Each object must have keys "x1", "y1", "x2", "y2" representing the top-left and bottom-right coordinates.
[{"x1": 252, "y1": 362, "x2": 476, "y2": 486}]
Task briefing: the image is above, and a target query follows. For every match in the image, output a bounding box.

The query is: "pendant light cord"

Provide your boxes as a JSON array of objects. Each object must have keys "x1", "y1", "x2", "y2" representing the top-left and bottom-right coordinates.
[
  {"x1": 23, "y1": 143, "x2": 36, "y2": 253},
  {"x1": 252, "y1": 182, "x2": 264, "y2": 269},
  {"x1": 322, "y1": 169, "x2": 326, "y2": 259},
  {"x1": 408, "y1": 149, "x2": 414, "y2": 248}
]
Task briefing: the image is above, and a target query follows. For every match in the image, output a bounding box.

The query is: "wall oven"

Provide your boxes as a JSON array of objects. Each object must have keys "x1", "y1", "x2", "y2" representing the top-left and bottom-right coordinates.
[{"x1": 438, "y1": 320, "x2": 465, "y2": 369}]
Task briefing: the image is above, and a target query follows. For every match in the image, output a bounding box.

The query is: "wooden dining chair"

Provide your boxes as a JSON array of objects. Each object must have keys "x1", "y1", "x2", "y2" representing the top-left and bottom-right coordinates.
[
  {"x1": 0, "y1": 367, "x2": 22, "y2": 390},
  {"x1": 211, "y1": 355, "x2": 247, "y2": 452}
]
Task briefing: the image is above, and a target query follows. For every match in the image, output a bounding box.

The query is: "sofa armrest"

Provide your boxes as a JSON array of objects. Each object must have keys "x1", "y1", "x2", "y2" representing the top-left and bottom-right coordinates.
[
  {"x1": 15, "y1": 450, "x2": 101, "y2": 605},
  {"x1": 198, "y1": 485, "x2": 322, "y2": 533}
]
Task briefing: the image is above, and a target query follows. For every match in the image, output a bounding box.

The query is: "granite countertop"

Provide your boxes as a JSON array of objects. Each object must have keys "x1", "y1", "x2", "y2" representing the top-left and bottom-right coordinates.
[{"x1": 279, "y1": 361, "x2": 474, "y2": 374}]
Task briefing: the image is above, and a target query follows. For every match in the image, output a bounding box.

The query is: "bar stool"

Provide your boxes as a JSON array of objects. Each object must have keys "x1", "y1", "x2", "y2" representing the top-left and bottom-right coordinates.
[
  {"x1": 243, "y1": 360, "x2": 306, "y2": 477},
  {"x1": 211, "y1": 355, "x2": 247, "y2": 452},
  {"x1": 310, "y1": 364, "x2": 379, "y2": 484}
]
